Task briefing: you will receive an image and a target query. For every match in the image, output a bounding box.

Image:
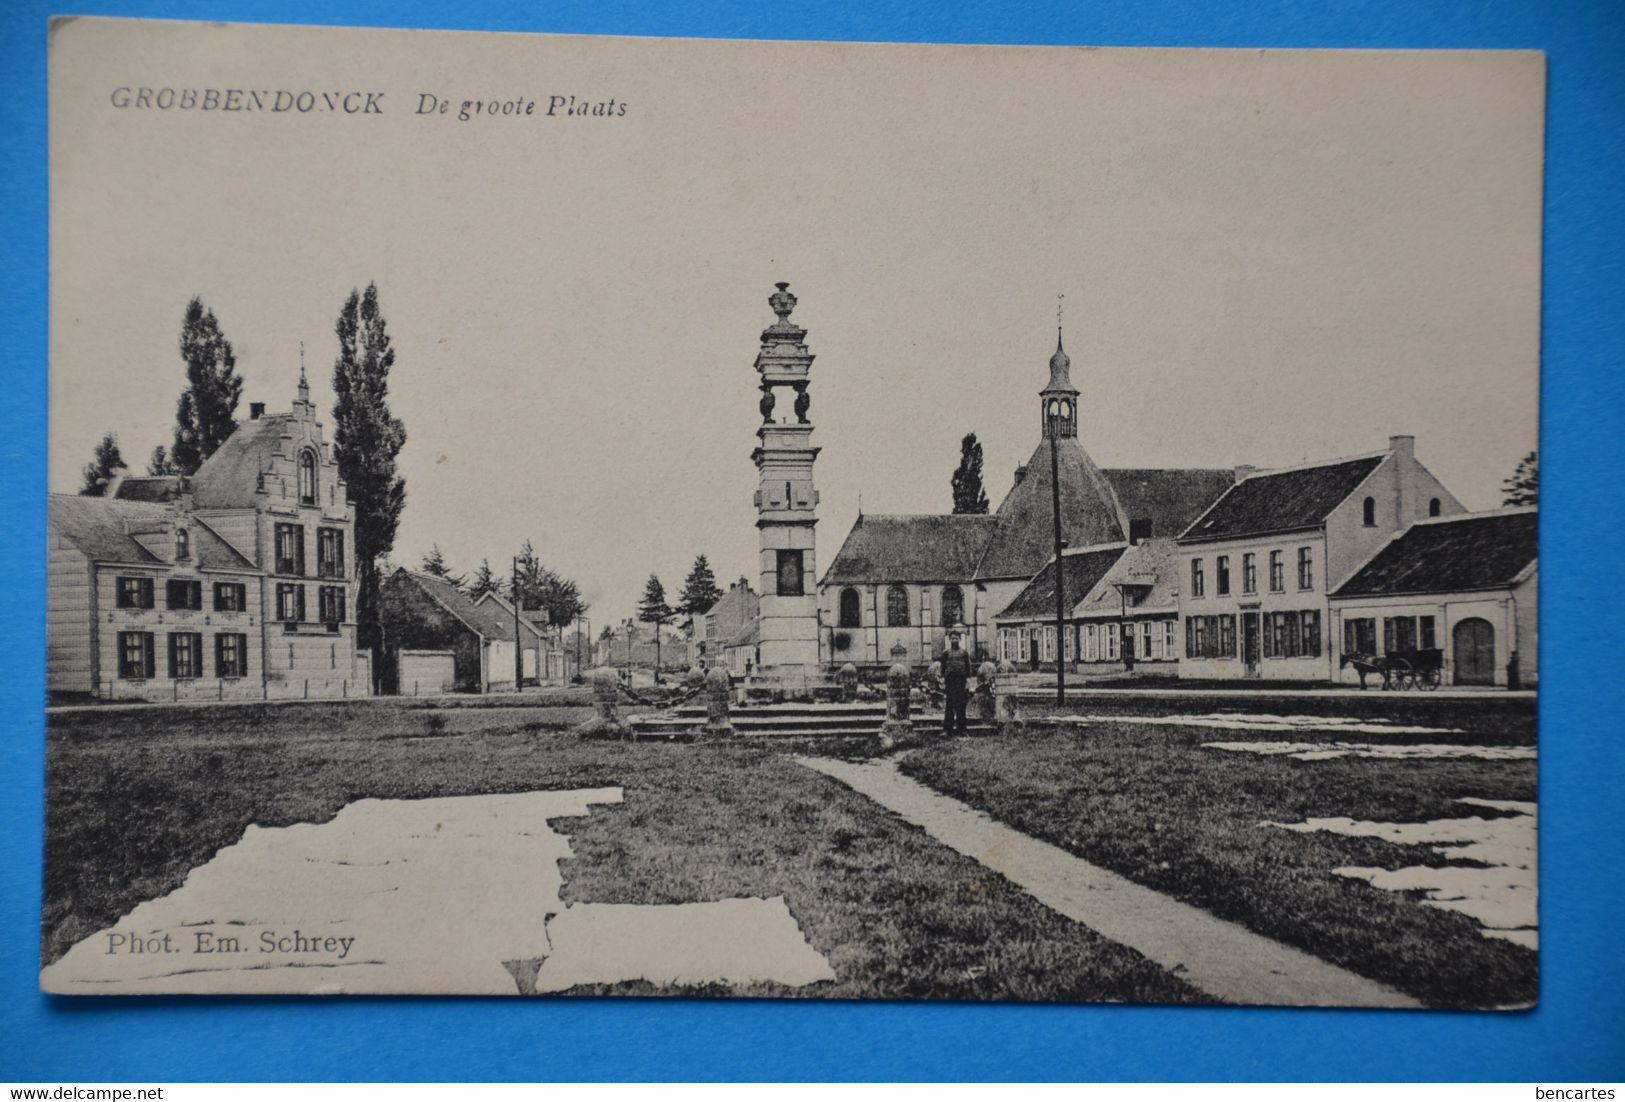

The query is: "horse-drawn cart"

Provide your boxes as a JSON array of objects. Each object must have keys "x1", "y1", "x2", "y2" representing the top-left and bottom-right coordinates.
[{"x1": 1342, "y1": 647, "x2": 1443, "y2": 690}]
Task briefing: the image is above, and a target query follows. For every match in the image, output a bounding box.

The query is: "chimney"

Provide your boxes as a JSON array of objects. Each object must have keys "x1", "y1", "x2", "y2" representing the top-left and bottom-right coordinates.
[
  {"x1": 250, "y1": 402, "x2": 266, "y2": 420},
  {"x1": 1013, "y1": 464, "x2": 1028, "y2": 486},
  {"x1": 1388, "y1": 434, "x2": 1415, "y2": 460},
  {"x1": 1233, "y1": 464, "x2": 1256, "y2": 483}
]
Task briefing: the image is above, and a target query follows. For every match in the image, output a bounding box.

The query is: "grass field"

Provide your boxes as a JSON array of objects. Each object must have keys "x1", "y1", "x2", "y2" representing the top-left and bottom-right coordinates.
[
  {"x1": 43, "y1": 701, "x2": 1200, "y2": 1004},
  {"x1": 901, "y1": 703, "x2": 1537, "y2": 1009}
]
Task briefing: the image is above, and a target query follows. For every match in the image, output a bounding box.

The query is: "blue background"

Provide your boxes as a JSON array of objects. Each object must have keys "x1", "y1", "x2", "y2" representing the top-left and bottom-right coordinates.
[{"x1": 3, "y1": 0, "x2": 1621, "y2": 1082}]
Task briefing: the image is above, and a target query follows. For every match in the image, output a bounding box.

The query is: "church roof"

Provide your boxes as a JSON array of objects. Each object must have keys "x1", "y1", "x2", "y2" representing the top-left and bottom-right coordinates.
[
  {"x1": 973, "y1": 437, "x2": 1129, "y2": 580},
  {"x1": 821, "y1": 514, "x2": 999, "y2": 584},
  {"x1": 1103, "y1": 468, "x2": 1236, "y2": 540},
  {"x1": 1334, "y1": 509, "x2": 1537, "y2": 598},
  {"x1": 1179, "y1": 454, "x2": 1385, "y2": 543},
  {"x1": 994, "y1": 545, "x2": 1126, "y2": 620},
  {"x1": 190, "y1": 414, "x2": 297, "y2": 509}
]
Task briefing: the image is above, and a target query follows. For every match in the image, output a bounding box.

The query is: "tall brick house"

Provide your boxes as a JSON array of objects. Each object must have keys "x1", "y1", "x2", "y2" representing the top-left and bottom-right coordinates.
[{"x1": 46, "y1": 370, "x2": 368, "y2": 700}]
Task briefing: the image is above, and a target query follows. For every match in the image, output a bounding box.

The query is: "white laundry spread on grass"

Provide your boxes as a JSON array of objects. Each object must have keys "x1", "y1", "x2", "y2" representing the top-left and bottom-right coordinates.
[
  {"x1": 1059, "y1": 712, "x2": 1465, "y2": 737},
  {"x1": 1265, "y1": 797, "x2": 1537, "y2": 949},
  {"x1": 1203, "y1": 741, "x2": 1534, "y2": 761},
  {"x1": 42, "y1": 789, "x2": 835, "y2": 995}
]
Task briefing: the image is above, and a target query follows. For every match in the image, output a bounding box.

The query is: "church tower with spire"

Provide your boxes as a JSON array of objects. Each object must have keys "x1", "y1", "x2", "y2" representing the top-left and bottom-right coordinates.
[{"x1": 751, "y1": 282, "x2": 822, "y2": 675}]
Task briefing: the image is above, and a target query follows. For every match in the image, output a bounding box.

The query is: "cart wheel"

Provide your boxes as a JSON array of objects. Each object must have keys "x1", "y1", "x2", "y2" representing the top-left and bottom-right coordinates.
[
  {"x1": 1420, "y1": 666, "x2": 1441, "y2": 691},
  {"x1": 1388, "y1": 657, "x2": 1412, "y2": 690}
]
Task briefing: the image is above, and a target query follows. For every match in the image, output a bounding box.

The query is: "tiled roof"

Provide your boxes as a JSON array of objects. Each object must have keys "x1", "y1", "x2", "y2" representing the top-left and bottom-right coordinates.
[
  {"x1": 1072, "y1": 538, "x2": 1181, "y2": 619},
  {"x1": 1179, "y1": 455, "x2": 1385, "y2": 543},
  {"x1": 1104, "y1": 468, "x2": 1236, "y2": 540},
  {"x1": 49, "y1": 495, "x2": 166, "y2": 565},
  {"x1": 191, "y1": 415, "x2": 295, "y2": 508},
  {"x1": 1334, "y1": 510, "x2": 1538, "y2": 598},
  {"x1": 48, "y1": 495, "x2": 257, "y2": 572},
  {"x1": 399, "y1": 570, "x2": 517, "y2": 642},
  {"x1": 974, "y1": 438, "x2": 1128, "y2": 580},
  {"x1": 821, "y1": 514, "x2": 999, "y2": 584},
  {"x1": 994, "y1": 546, "x2": 1126, "y2": 620}
]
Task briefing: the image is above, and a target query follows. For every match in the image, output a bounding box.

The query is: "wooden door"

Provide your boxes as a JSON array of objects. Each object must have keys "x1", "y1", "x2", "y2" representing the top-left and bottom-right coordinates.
[{"x1": 1452, "y1": 617, "x2": 1496, "y2": 685}]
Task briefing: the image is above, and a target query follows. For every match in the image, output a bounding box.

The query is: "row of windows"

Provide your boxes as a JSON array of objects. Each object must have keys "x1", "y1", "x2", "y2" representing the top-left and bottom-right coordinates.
[
  {"x1": 1342, "y1": 615, "x2": 1438, "y2": 657},
  {"x1": 837, "y1": 585, "x2": 966, "y2": 629},
  {"x1": 116, "y1": 577, "x2": 251, "y2": 613},
  {"x1": 275, "y1": 524, "x2": 347, "y2": 579},
  {"x1": 1190, "y1": 547, "x2": 1314, "y2": 599},
  {"x1": 118, "y1": 631, "x2": 249, "y2": 680},
  {"x1": 996, "y1": 621, "x2": 1177, "y2": 663},
  {"x1": 1185, "y1": 610, "x2": 1324, "y2": 659},
  {"x1": 275, "y1": 583, "x2": 348, "y2": 626}
]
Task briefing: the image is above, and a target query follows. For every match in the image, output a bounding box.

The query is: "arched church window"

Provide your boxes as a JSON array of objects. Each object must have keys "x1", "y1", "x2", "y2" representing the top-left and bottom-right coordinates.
[
  {"x1": 838, "y1": 587, "x2": 862, "y2": 628},
  {"x1": 886, "y1": 585, "x2": 911, "y2": 627},
  {"x1": 940, "y1": 585, "x2": 964, "y2": 628},
  {"x1": 1429, "y1": 497, "x2": 1442, "y2": 517},
  {"x1": 1362, "y1": 496, "x2": 1376, "y2": 527},
  {"x1": 299, "y1": 450, "x2": 318, "y2": 506}
]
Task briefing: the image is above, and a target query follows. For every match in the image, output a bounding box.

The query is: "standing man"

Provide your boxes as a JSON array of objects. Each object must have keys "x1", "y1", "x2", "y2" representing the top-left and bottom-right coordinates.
[{"x1": 939, "y1": 624, "x2": 974, "y2": 737}]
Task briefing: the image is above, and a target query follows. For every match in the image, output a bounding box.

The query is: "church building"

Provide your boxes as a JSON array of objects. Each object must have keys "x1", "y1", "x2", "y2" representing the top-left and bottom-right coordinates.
[{"x1": 818, "y1": 332, "x2": 1235, "y2": 667}]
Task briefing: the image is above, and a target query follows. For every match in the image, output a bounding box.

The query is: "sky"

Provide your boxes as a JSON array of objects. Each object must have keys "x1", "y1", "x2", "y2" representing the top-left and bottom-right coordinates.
[{"x1": 49, "y1": 21, "x2": 1544, "y2": 626}]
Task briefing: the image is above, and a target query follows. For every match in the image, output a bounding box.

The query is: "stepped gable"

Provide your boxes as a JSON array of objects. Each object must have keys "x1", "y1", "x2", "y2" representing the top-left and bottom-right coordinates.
[
  {"x1": 1334, "y1": 509, "x2": 1538, "y2": 598},
  {"x1": 821, "y1": 513, "x2": 999, "y2": 585},
  {"x1": 1103, "y1": 468, "x2": 1236, "y2": 540},
  {"x1": 1180, "y1": 454, "x2": 1384, "y2": 543},
  {"x1": 995, "y1": 545, "x2": 1126, "y2": 619},
  {"x1": 973, "y1": 437, "x2": 1129, "y2": 581}
]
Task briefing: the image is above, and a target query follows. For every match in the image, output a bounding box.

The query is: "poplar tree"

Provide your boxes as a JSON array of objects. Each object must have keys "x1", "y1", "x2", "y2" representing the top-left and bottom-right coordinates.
[
  {"x1": 333, "y1": 282, "x2": 408, "y2": 651},
  {"x1": 637, "y1": 574, "x2": 674, "y2": 678},
  {"x1": 951, "y1": 432, "x2": 990, "y2": 514},
  {"x1": 1502, "y1": 451, "x2": 1539, "y2": 507},
  {"x1": 170, "y1": 297, "x2": 243, "y2": 474},
  {"x1": 79, "y1": 432, "x2": 127, "y2": 496}
]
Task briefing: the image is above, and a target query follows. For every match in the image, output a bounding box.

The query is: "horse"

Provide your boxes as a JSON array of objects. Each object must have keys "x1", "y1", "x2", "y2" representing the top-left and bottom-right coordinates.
[{"x1": 1341, "y1": 652, "x2": 1396, "y2": 690}]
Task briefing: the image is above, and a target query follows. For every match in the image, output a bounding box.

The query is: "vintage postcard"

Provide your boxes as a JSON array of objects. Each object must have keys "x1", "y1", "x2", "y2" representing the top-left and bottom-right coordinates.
[{"x1": 43, "y1": 18, "x2": 1542, "y2": 1006}]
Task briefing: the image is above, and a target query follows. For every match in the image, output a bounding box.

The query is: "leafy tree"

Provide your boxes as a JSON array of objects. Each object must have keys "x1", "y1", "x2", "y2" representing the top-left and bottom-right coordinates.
[
  {"x1": 511, "y1": 539, "x2": 589, "y2": 626},
  {"x1": 146, "y1": 445, "x2": 179, "y2": 477},
  {"x1": 468, "y1": 558, "x2": 502, "y2": 600},
  {"x1": 420, "y1": 544, "x2": 465, "y2": 589},
  {"x1": 678, "y1": 554, "x2": 724, "y2": 616},
  {"x1": 1502, "y1": 450, "x2": 1538, "y2": 507},
  {"x1": 951, "y1": 432, "x2": 990, "y2": 514},
  {"x1": 170, "y1": 297, "x2": 243, "y2": 475},
  {"x1": 333, "y1": 282, "x2": 408, "y2": 651},
  {"x1": 637, "y1": 574, "x2": 674, "y2": 678},
  {"x1": 79, "y1": 432, "x2": 127, "y2": 496}
]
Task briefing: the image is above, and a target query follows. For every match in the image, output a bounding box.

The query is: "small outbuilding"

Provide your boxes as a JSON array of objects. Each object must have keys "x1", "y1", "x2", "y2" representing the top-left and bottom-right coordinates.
[{"x1": 379, "y1": 569, "x2": 522, "y2": 693}]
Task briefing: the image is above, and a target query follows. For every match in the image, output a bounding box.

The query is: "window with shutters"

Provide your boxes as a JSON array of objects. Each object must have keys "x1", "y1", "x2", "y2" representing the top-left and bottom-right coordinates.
[
  {"x1": 216, "y1": 633, "x2": 248, "y2": 678},
  {"x1": 886, "y1": 584, "x2": 910, "y2": 627},
  {"x1": 1103, "y1": 623, "x2": 1120, "y2": 661},
  {"x1": 166, "y1": 579, "x2": 203, "y2": 610},
  {"x1": 116, "y1": 576, "x2": 154, "y2": 609},
  {"x1": 1301, "y1": 610, "x2": 1322, "y2": 657},
  {"x1": 317, "y1": 528, "x2": 346, "y2": 579},
  {"x1": 275, "y1": 523, "x2": 306, "y2": 576},
  {"x1": 168, "y1": 632, "x2": 203, "y2": 678},
  {"x1": 1083, "y1": 623, "x2": 1099, "y2": 662},
  {"x1": 118, "y1": 631, "x2": 154, "y2": 679},
  {"x1": 276, "y1": 583, "x2": 306, "y2": 624},
  {"x1": 1161, "y1": 621, "x2": 1176, "y2": 659},
  {"x1": 1218, "y1": 614, "x2": 1236, "y2": 658},
  {"x1": 213, "y1": 582, "x2": 247, "y2": 612},
  {"x1": 319, "y1": 585, "x2": 347, "y2": 626}
]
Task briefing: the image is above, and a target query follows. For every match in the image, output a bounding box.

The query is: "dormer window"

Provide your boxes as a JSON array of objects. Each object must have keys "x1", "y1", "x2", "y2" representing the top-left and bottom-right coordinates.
[
  {"x1": 299, "y1": 450, "x2": 318, "y2": 505},
  {"x1": 1362, "y1": 496, "x2": 1376, "y2": 527},
  {"x1": 174, "y1": 528, "x2": 190, "y2": 561}
]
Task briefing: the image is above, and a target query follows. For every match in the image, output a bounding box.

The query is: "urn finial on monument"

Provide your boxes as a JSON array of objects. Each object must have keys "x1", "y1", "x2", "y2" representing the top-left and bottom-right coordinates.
[{"x1": 769, "y1": 281, "x2": 797, "y2": 323}]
